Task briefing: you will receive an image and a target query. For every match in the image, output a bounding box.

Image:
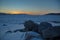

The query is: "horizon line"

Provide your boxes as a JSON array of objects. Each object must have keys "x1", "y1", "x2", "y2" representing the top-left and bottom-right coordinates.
[{"x1": 0, "y1": 12, "x2": 60, "y2": 15}]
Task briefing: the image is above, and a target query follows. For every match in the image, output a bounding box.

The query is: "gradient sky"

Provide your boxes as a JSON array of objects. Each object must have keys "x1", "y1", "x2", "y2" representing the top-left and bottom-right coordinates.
[{"x1": 0, "y1": 0, "x2": 60, "y2": 15}]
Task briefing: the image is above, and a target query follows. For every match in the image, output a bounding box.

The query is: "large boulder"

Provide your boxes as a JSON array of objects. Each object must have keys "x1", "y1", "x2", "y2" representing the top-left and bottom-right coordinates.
[
  {"x1": 24, "y1": 20, "x2": 35, "y2": 31},
  {"x1": 39, "y1": 22, "x2": 52, "y2": 31},
  {"x1": 24, "y1": 20, "x2": 39, "y2": 32},
  {"x1": 39, "y1": 22, "x2": 60, "y2": 40}
]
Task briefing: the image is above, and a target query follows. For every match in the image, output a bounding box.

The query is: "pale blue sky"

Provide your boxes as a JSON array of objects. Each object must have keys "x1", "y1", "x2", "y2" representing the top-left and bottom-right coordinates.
[{"x1": 0, "y1": 0, "x2": 60, "y2": 14}]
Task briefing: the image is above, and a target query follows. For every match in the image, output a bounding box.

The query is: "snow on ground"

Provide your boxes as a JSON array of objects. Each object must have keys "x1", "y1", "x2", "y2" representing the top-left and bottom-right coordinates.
[
  {"x1": 0, "y1": 23, "x2": 25, "y2": 40},
  {"x1": 0, "y1": 23, "x2": 43, "y2": 40},
  {"x1": 0, "y1": 15, "x2": 60, "y2": 40},
  {"x1": 25, "y1": 31, "x2": 43, "y2": 40}
]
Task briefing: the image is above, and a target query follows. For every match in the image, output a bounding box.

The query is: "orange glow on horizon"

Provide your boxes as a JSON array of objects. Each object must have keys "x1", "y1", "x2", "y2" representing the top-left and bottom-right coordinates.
[
  {"x1": 6, "y1": 11, "x2": 33, "y2": 14},
  {"x1": 0, "y1": 10, "x2": 57, "y2": 15},
  {"x1": 0, "y1": 10, "x2": 48, "y2": 15},
  {"x1": 0, "y1": 10, "x2": 49, "y2": 15}
]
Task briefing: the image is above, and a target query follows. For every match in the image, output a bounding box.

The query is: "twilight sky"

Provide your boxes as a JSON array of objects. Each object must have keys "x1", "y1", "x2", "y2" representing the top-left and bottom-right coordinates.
[{"x1": 0, "y1": 0, "x2": 60, "y2": 15}]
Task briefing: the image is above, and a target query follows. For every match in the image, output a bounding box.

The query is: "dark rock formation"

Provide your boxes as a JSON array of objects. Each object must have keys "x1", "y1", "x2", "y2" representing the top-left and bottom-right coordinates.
[
  {"x1": 23, "y1": 21, "x2": 60, "y2": 40},
  {"x1": 24, "y1": 20, "x2": 39, "y2": 32},
  {"x1": 39, "y1": 22, "x2": 60, "y2": 40},
  {"x1": 6, "y1": 20, "x2": 60, "y2": 40}
]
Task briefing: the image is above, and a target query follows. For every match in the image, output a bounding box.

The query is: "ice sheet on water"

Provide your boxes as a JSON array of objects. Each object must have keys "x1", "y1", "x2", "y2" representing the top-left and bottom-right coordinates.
[
  {"x1": 25, "y1": 31, "x2": 43, "y2": 40},
  {"x1": 0, "y1": 15, "x2": 60, "y2": 40},
  {"x1": 2, "y1": 32, "x2": 26, "y2": 40},
  {"x1": 0, "y1": 23, "x2": 25, "y2": 40},
  {"x1": 0, "y1": 23, "x2": 43, "y2": 40}
]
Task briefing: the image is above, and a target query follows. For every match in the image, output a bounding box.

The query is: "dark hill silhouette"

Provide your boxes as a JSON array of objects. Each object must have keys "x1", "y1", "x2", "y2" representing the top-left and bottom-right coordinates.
[
  {"x1": 46, "y1": 13, "x2": 60, "y2": 15},
  {"x1": 0, "y1": 13, "x2": 8, "y2": 15}
]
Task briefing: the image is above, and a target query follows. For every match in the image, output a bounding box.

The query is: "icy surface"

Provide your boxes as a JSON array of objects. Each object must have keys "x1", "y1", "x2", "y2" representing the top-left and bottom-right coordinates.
[{"x1": 0, "y1": 15, "x2": 60, "y2": 40}]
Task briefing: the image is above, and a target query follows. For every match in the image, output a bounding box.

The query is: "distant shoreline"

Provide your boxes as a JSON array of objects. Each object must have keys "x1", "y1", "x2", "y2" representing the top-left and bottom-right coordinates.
[{"x1": 0, "y1": 13, "x2": 60, "y2": 15}]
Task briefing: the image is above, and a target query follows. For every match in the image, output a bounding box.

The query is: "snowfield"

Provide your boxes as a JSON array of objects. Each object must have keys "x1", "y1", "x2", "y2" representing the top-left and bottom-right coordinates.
[{"x1": 0, "y1": 15, "x2": 60, "y2": 40}]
